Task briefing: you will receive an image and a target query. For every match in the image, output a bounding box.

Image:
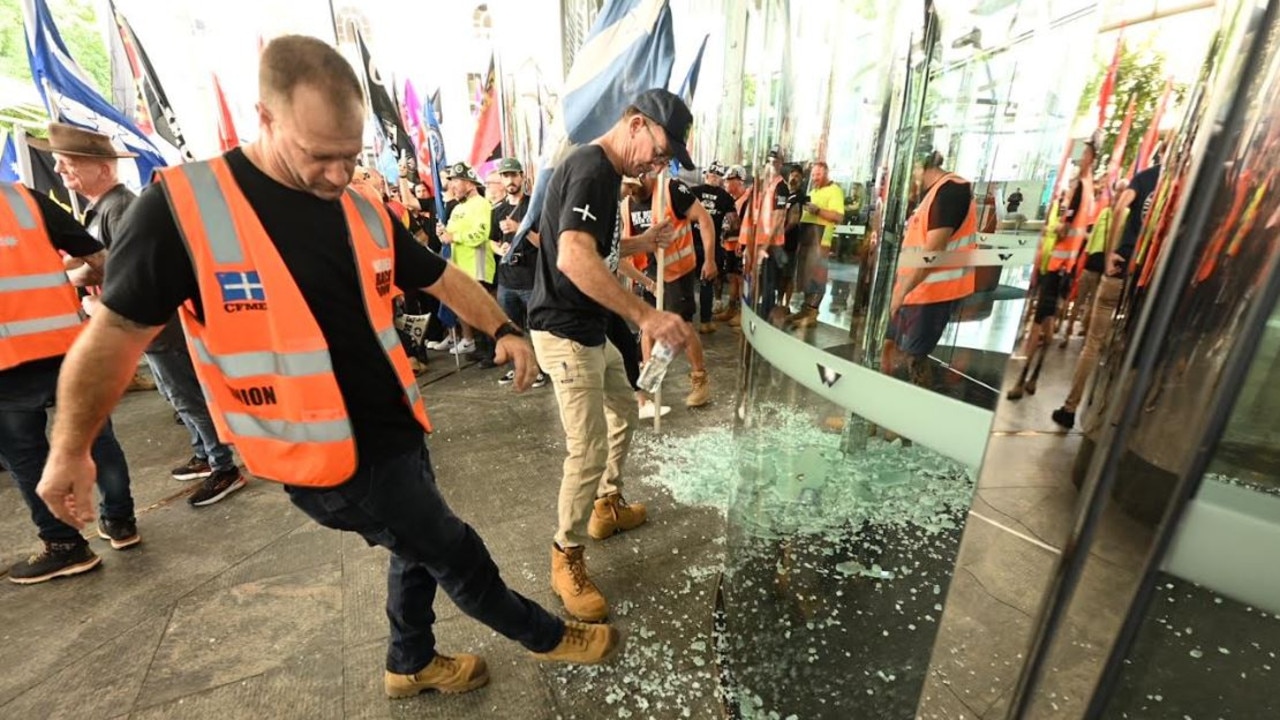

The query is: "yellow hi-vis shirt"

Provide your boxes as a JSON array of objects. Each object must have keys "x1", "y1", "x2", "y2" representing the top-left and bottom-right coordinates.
[
  {"x1": 447, "y1": 194, "x2": 495, "y2": 284},
  {"x1": 800, "y1": 183, "x2": 845, "y2": 247}
]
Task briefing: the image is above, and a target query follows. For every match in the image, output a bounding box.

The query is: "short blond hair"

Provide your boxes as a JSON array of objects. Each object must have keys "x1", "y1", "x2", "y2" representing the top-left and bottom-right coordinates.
[{"x1": 259, "y1": 35, "x2": 363, "y2": 109}]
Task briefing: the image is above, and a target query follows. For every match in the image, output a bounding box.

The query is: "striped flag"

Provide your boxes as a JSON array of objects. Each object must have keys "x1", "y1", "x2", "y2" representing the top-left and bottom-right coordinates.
[
  {"x1": 107, "y1": 0, "x2": 193, "y2": 162},
  {"x1": 21, "y1": 0, "x2": 169, "y2": 188},
  {"x1": 507, "y1": 0, "x2": 675, "y2": 259}
]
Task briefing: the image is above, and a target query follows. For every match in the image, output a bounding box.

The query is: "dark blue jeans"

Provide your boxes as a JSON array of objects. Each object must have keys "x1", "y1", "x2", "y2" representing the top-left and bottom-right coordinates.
[
  {"x1": 0, "y1": 364, "x2": 136, "y2": 543},
  {"x1": 145, "y1": 349, "x2": 236, "y2": 471},
  {"x1": 284, "y1": 444, "x2": 564, "y2": 673}
]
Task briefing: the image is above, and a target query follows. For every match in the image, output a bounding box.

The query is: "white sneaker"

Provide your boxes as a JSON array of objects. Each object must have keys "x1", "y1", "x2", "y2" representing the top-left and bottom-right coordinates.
[
  {"x1": 532, "y1": 373, "x2": 547, "y2": 388},
  {"x1": 426, "y1": 335, "x2": 456, "y2": 351},
  {"x1": 638, "y1": 402, "x2": 671, "y2": 420},
  {"x1": 450, "y1": 338, "x2": 477, "y2": 355},
  {"x1": 498, "y1": 370, "x2": 516, "y2": 385}
]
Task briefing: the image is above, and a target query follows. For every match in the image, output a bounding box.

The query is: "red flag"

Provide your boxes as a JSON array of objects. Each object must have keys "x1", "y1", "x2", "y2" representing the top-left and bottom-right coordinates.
[
  {"x1": 1097, "y1": 33, "x2": 1124, "y2": 129},
  {"x1": 213, "y1": 74, "x2": 239, "y2": 152},
  {"x1": 1107, "y1": 97, "x2": 1136, "y2": 187},
  {"x1": 1134, "y1": 79, "x2": 1173, "y2": 174},
  {"x1": 468, "y1": 56, "x2": 502, "y2": 168}
]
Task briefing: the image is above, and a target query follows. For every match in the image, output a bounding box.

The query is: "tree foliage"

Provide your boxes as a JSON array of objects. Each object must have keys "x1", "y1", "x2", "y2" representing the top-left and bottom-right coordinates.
[
  {"x1": 0, "y1": 0, "x2": 111, "y2": 136},
  {"x1": 1077, "y1": 41, "x2": 1188, "y2": 178}
]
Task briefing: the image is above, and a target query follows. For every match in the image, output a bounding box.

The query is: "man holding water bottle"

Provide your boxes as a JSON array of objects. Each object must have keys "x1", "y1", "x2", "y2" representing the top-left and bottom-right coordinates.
[{"x1": 528, "y1": 89, "x2": 695, "y2": 623}]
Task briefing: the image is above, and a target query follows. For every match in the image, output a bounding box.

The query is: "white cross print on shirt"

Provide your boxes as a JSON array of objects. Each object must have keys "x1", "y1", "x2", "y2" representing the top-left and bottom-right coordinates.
[{"x1": 572, "y1": 204, "x2": 597, "y2": 222}]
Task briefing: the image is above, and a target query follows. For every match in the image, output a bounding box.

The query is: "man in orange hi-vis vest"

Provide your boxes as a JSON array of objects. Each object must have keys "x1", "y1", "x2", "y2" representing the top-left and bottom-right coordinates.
[
  {"x1": 1, "y1": 182, "x2": 140, "y2": 585},
  {"x1": 886, "y1": 148, "x2": 979, "y2": 389},
  {"x1": 35, "y1": 36, "x2": 618, "y2": 699}
]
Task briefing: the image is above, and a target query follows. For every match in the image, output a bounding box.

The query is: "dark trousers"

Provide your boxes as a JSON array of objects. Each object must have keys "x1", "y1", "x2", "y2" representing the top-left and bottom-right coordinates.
[
  {"x1": 692, "y1": 241, "x2": 715, "y2": 323},
  {"x1": 0, "y1": 365, "x2": 135, "y2": 543},
  {"x1": 145, "y1": 349, "x2": 235, "y2": 471},
  {"x1": 285, "y1": 444, "x2": 564, "y2": 673}
]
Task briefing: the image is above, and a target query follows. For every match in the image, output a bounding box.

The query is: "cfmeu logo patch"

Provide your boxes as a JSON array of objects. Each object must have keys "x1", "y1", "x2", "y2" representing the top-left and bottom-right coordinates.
[
  {"x1": 817, "y1": 363, "x2": 842, "y2": 388},
  {"x1": 216, "y1": 271, "x2": 267, "y2": 313}
]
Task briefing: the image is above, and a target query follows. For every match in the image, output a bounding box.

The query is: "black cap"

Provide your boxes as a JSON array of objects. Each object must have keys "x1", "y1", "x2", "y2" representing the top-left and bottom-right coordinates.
[
  {"x1": 632, "y1": 88, "x2": 694, "y2": 170},
  {"x1": 448, "y1": 161, "x2": 480, "y2": 184},
  {"x1": 706, "y1": 161, "x2": 728, "y2": 177},
  {"x1": 767, "y1": 145, "x2": 784, "y2": 160}
]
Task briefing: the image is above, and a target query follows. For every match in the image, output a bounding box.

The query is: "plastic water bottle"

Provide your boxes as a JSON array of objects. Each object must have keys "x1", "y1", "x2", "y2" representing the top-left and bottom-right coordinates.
[{"x1": 637, "y1": 341, "x2": 676, "y2": 393}]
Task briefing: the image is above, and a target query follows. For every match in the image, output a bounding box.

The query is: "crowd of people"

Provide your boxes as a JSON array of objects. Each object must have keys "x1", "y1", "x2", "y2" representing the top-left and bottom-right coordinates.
[{"x1": 0, "y1": 35, "x2": 740, "y2": 701}]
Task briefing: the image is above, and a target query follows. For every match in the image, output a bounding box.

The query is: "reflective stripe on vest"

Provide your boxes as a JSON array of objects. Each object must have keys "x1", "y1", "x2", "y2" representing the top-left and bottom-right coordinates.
[
  {"x1": 0, "y1": 271, "x2": 77, "y2": 293},
  {"x1": 224, "y1": 413, "x2": 352, "y2": 444},
  {"x1": 917, "y1": 232, "x2": 980, "y2": 287},
  {"x1": 0, "y1": 184, "x2": 37, "y2": 229},
  {"x1": 0, "y1": 312, "x2": 83, "y2": 339},
  {"x1": 189, "y1": 336, "x2": 332, "y2": 379}
]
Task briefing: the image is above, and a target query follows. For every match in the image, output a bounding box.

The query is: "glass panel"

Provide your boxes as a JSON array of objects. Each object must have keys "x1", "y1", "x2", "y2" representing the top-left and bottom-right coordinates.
[
  {"x1": 1097, "y1": 307, "x2": 1280, "y2": 717},
  {"x1": 1010, "y1": 0, "x2": 1280, "y2": 713}
]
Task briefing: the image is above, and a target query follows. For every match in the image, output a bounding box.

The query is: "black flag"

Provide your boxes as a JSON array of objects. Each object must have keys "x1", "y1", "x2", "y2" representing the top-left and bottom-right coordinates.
[{"x1": 354, "y1": 28, "x2": 415, "y2": 163}]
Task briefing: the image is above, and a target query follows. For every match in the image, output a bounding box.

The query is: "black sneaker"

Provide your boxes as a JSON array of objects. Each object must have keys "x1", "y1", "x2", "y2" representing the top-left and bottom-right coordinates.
[
  {"x1": 498, "y1": 370, "x2": 516, "y2": 386},
  {"x1": 189, "y1": 468, "x2": 247, "y2": 507},
  {"x1": 8, "y1": 540, "x2": 101, "y2": 584},
  {"x1": 1051, "y1": 408, "x2": 1076, "y2": 429},
  {"x1": 475, "y1": 357, "x2": 499, "y2": 369},
  {"x1": 532, "y1": 373, "x2": 548, "y2": 389},
  {"x1": 172, "y1": 456, "x2": 213, "y2": 481},
  {"x1": 97, "y1": 517, "x2": 142, "y2": 550}
]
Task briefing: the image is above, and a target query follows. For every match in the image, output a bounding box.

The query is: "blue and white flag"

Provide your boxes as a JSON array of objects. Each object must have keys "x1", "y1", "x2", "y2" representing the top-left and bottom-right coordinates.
[
  {"x1": 0, "y1": 134, "x2": 18, "y2": 183},
  {"x1": 668, "y1": 33, "x2": 708, "y2": 176},
  {"x1": 22, "y1": 0, "x2": 170, "y2": 189},
  {"x1": 507, "y1": 0, "x2": 675, "y2": 260},
  {"x1": 422, "y1": 92, "x2": 449, "y2": 224}
]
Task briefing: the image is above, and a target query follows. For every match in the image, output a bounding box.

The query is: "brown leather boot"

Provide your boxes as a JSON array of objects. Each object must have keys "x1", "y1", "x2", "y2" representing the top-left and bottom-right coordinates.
[
  {"x1": 685, "y1": 370, "x2": 711, "y2": 407},
  {"x1": 384, "y1": 653, "x2": 489, "y2": 697},
  {"x1": 588, "y1": 494, "x2": 648, "y2": 540},
  {"x1": 126, "y1": 372, "x2": 156, "y2": 393},
  {"x1": 532, "y1": 621, "x2": 622, "y2": 664},
  {"x1": 551, "y1": 545, "x2": 608, "y2": 622},
  {"x1": 713, "y1": 303, "x2": 738, "y2": 322}
]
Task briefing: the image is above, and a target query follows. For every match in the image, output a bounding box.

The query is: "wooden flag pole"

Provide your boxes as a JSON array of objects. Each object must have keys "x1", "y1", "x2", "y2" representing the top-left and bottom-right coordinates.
[{"x1": 653, "y1": 169, "x2": 668, "y2": 433}]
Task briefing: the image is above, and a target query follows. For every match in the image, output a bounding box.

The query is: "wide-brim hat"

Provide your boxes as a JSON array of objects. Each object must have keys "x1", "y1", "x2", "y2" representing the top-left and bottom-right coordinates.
[
  {"x1": 27, "y1": 122, "x2": 137, "y2": 159},
  {"x1": 447, "y1": 161, "x2": 481, "y2": 185}
]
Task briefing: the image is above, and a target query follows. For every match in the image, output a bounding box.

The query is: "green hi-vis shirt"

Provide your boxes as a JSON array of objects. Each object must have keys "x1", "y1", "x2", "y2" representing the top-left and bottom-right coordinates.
[
  {"x1": 800, "y1": 183, "x2": 846, "y2": 247},
  {"x1": 447, "y1": 194, "x2": 495, "y2": 283},
  {"x1": 1087, "y1": 207, "x2": 1112, "y2": 255}
]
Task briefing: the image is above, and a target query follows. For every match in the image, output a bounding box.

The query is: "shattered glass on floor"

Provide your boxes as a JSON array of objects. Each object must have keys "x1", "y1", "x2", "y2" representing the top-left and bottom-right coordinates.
[{"x1": 629, "y1": 402, "x2": 978, "y2": 718}]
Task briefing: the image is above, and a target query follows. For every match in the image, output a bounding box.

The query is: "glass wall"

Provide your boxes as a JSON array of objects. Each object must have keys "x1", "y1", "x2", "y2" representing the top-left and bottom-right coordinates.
[{"x1": 715, "y1": 0, "x2": 1103, "y2": 716}]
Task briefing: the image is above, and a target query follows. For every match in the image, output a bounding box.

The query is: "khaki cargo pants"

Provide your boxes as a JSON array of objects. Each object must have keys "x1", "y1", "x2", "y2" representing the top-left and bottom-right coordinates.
[{"x1": 531, "y1": 331, "x2": 637, "y2": 548}]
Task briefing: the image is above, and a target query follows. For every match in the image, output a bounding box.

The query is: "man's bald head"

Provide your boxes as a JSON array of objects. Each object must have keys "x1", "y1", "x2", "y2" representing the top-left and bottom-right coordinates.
[{"x1": 259, "y1": 35, "x2": 363, "y2": 113}]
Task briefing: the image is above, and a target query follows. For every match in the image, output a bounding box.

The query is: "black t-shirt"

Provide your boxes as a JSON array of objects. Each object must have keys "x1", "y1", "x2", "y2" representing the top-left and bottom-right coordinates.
[
  {"x1": 493, "y1": 195, "x2": 536, "y2": 290},
  {"x1": 99, "y1": 148, "x2": 448, "y2": 465},
  {"x1": 528, "y1": 145, "x2": 622, "y2": 346},
  {"x1": 690, "y1": 184, "x2": 735, "y2": 242},
  {"x1": 1006, "y1": 191, "x2": 1023, "y2": 213},
  {"x1": 1118, "y1": 165, "x2": 1161, "y2": 269},
  {"x1": 0, "y1": 191, "x2": 102, "y2": 396},
  {"x1": 928, "y1": 180, "x2": 973, "y2": 231},
  {"x1": 83, "y1": 184, "x2": 137, "y2": 251}
]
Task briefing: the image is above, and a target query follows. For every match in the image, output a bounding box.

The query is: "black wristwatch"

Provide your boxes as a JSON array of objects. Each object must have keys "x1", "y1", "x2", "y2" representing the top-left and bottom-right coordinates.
[{"x1": 493, "y1": 321, "x2": 525, "y2": 341}]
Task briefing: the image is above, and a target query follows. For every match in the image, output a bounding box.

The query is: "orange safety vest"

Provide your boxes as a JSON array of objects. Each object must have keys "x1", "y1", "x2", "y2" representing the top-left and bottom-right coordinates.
[
  {"x1": 723, "y1": 191, "x2": 750, "y2": 252},
  {"x1": 157, "y1": 158, "x2": 432, "y2": 488},
  {"x1": 0, "y1": 183, "x2": 86, "y2": 370},
  {"x1": 620, "y1": 181, "x2": 696, "y2": 282},
  {"x1": 896, "y1": 173, "x2": 980, "y2": 305},
  {"x1": 1046, "y1": 176, "x2": 1093, "y2": 273},
  {"x1": 756, "y1": 177, "x2": 786, "y2": 247}
]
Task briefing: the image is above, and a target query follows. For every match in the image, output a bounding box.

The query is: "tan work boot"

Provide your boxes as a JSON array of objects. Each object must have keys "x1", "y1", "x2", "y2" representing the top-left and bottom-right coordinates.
[
  {"x1": 727, "y1": 310, "x2": 742, "y2": 327},
  {"x1": 789, "y1": 306, "x2": 819, "y2": 329},
  {"x1": 532, "y1": 621, "x2": 623, "y2": 664},
  {"x1": 713, "y1": 304, "x2": 738, "y2": 322},
  {"x1": 551, "y1": 545, "x2": 608, "y2": 622},
  {"x1": 384, "y1": 653, "x2": 489, "y2": 698},
  {"x1": 698, "y1": 321, "x2": 717, "y2": 335},
  {"x1": 685, "y1": 370, "x2": 711, "y2": 407},
  {"x1": 126, "y1": 372, "x2": 156, "y2": 392},
  {"x1": 588, "y1": 494, "x2": 648, "y2": 540}
]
